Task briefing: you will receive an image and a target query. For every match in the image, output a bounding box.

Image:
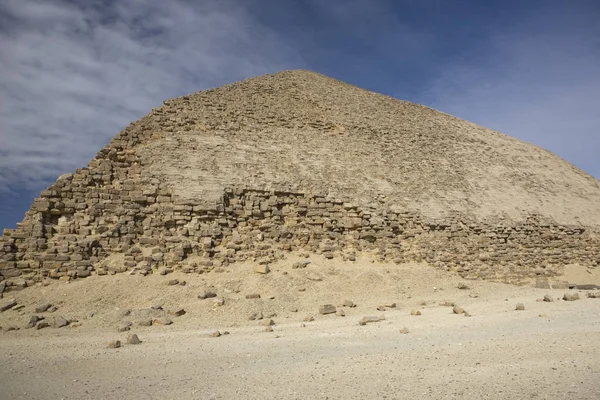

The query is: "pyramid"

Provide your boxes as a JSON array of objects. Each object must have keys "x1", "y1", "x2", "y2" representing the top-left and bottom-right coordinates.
[{"x1": 1, "y1": 70, "x2": 599, "y2": 291}]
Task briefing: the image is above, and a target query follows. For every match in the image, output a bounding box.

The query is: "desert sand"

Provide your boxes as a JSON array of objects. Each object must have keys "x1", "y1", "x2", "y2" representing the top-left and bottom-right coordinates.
[{"x1": 1, "y1": 256, "x2": 599, "y2": 399}]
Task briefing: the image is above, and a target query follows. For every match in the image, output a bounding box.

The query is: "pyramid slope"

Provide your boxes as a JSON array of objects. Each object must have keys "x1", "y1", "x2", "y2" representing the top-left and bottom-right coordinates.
[
  {"x1": 0, "y1": 70, "x2": 598, "y2": 288},
  {"x1": 138, "y1": 70, "x2": 600, "y2": 226}
]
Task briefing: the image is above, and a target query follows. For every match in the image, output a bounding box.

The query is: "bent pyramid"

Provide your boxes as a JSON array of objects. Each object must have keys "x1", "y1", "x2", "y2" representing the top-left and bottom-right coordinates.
[{"x1": 1, "y1": 70, "x2": 599, "y2": 290}]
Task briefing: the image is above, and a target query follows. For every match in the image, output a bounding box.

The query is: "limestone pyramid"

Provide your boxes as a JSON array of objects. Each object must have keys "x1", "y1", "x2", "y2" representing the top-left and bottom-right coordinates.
[{"x1": 1, "y1": 70, "x2": 599, "y2": 290}]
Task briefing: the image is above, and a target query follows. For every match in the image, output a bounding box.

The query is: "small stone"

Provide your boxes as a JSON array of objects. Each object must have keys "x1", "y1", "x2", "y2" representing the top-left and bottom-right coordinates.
[
  {"x1": 342, "y1": 300, "x2": 355, "y2": 308},
  {"x1": 198, "y1": 288, "x2": 217, "y2": 299},
  {"x1": 292, "y1": 261, "x2": 310, "y2": 269},
  {"x1": 168, "y1": 308, "x2": 186, "y2": 317},
  {"x1": 303, "y1": 315, "x2": 314, "y2": 322},
  {"x1": 179, "y1": 281, "x2": 187, "y2": 286},
  {"x1": 107, "y1": 340, "x2": 121, "y2": 349},
  {"x1": 264, "y1": 326, "x2": 273, "y2": 332},
  {"x1": 117, "y1": 324, "x2": 131, "y2": 332},
  {"x1": 543, "y1": 295, "x2": 554, "y2": 302},
  {"x1": 587, "y1": 292, "x2": 600, "y2": 299},
  {"x1": 563, "y1": 293, "x2": 580, "y2": 301},
  {"x1": 319, "y1": 304, "x2": 336, "y2": 315},
  {"x1": 457, "y1": 283, "x2": 470, "y2": 290},
  {"x1": 0, "y1": 299, "x2": 17, "y2": 312},
  {"x1": 212, "y1": 297, "x2": 225, "y2": 306},
  {"x1": 515, "y1": 303, "x2": 525, "y2": 311},
  {"x1": 410, "y1": 310, "x2": 421, "y2": 316},
  {"x1": 245, "y1": 293, "x2": 261, "y2": 299},
  {"x1": 35, "y1": 303, "x2": 52, "y2": 313},
  {"x1": 358, "y1": 315, "x2": 385, "y2": 325},
  {"x1": 48, "y1": 306, "x2": 58, "y2": 313},
  {"x1": 377, "y1": 306, "x2": 386, "y2": 311},
  {"x1": 152, "y1": 317, "x2": 173, "y2": 326},
  {"x1": 168, "y1": 279, "x2": 179, "y2": 286},
  {"x1": 336, "y1": 308, "x2": 345, "y2": 317},
  {"x1": 4, "y1": 326, "x2": 18, "y2": 332},
  {"x1": 138, "y1": 319, "x2": 153, "y2": 326},
  {"x1": 440, "y1": 301, "x2": 455, "y2": 307},
  {"x1": 211, "y1": 330, "x2": 221, "y2": 337},
  {"x1": 539, "y1": 313, "x2": 548, "y2": 318},
  {"x1": 151, "y1": 304, "x2": 163, "y2": 310},
  {"x1": 126, "y1": 334, "x2": 141, "y2": 344},
  {"x1": 399, "y1": 327, "x2": 410, "y2": 334},
  {"x1": 259, "y1": 319, "x2": 274, "y2": 326},
  {"x1": 254, "y1": 265, "x2": 270, "y2": 274},
  {"x1": 385, "y1": 302, "x2": 397, "y2": 308},
  {"x1": 52, "y1": 316, "x2": 69, "y2": 328},
  {"x1": 452, "y1": 305, "x2": 465, "y2": 314},
  {"x1": 306, "y1": 273, "x2": 322, "y2": 282},
  {"x1": 26, "y1": 315, "x2": 43, "y2": 328}
]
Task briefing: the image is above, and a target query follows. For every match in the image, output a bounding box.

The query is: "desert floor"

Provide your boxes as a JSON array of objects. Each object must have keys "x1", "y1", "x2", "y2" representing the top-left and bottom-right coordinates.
[{"x1": 1, "y1": 257, "x2": 599, "y2": 399}]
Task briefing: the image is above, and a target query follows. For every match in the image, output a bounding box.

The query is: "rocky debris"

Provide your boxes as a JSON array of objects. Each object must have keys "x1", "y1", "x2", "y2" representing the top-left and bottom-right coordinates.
[
  {"x1": 47, "y1": 305, "x2": 58, "y2": 313},
  {"x1": 249, "y1": 312, "x2": 263, "y2": 321},
  {"x1": 306, "y1": 273, "x2": 323, "y2": 282},
  {"x1": 303, "y1": 315, "x2": 314, "y2": 322},
  {"x1": 52, "y1": 316, "x2": 69, "y2": 328},
  {"x1": 198, "y1": 288, "x2": 217, "y2": 299},
  {"x1": 126, "y1": 334, "x2": 141, "y2": 344},
  {"x1": 212, "y1": 297, "x2": 225, "y2": 306},
  {"x1": 211, "y1": 330, "x2": 221, "y2": 337},
  {"x1": 587, "y1": 292, "x2": 600, "y2": 299},
  {"x1": 0, "y1": 299, "x2": 17, "y2": 312},
  {"x1": 543, "y1": 295, "x2": 554, "y2": 302},
  {"x1": 410, "y1": 310, "x2": 421, "y2": 316},
  {"x1": 457, "y1": 283, "x2": 470, "y2": 290},
  {"x1": 4, "y1": 325, "x2": 18, "y2": 332},
  {"x1": 152, "y1": 317, "x2": 173, "y2": 326},
  {"x1": 259, "y1": 319, "x2": 274, "y2": 326},
  {"x1": 452, "y1": 305, "x2": 465, "y2": 315},
  {"x1": 336, "y1": 308, "x2": 345, "y2": 317},
  {"x1": 254, "y1": 265, "x2": 270, "y2": 274},
  {"x1": 168, "y1": 308, "x2": 186, "y2": 317},
  {"x1": 563, "y1": 293, "x2": 580, "y2": 301},
  {"x1": 26, "y1": 315, "x2": 43, "y2": 328},
  {"x1": 107, "y1": 340, "x2": 121, "y2": 349},
  {"x1": 358, "y1": 315, "x2": 385, "y2": 326},
  {"x1": 515, "y1": 303, "x2": 525, "y2": 311},
  {"x1": 12, "y1": 304, "x2": 25, "y2": 311},
  {"x1": 399, "y1": 327, "x2": 410, "y2": 334},
  {"x1": 138, "y1": 319, "x2": 153, "y2": 326},
  {"x1": 167, "y1": 279, "x2": 179, "y2": 286},
  {"x1": 245, "y1": 293, "x2": 261, "y2": 299},
  {"x1": 264, "y1": 326, "x2": 274, "y2": 332},
  {"x1": 151, "y1": 304, "x2": 163, "y2": 310},
  {"x1": 35, "y1": 303, "x2": 52, "y2": 313},
  {"x1": 319, "y1": 304, "x2": 336, "y2": 315},
  {"x1": 117, "y1": 322, "x2": 132, "y2": 332},
  {"x1": 440, "y1": 301, "x2": 455, "y2": 307}
]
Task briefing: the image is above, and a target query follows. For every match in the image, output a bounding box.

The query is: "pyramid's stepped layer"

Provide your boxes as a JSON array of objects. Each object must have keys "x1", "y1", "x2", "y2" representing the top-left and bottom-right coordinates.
[{"x1": 1, "y1": 70, "x2": 600, "y2": 291}]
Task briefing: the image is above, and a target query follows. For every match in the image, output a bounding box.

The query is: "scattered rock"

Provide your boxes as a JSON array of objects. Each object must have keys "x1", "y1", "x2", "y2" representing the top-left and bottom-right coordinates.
[
  {"x1": 48, "y1": 306, "x2": 58, "y2": 313},
  {"x1": 539, "y1": 313, "x2": 548, "y2": 318},
  {"x1": 36, "y1": 321, "x2": 50, "y2": 330},
  {"x1": 151, "y1": 304, "x2": 163, "y2": 310},
  {"x1": 306, "y1": 273, "x2": 323, "y2": 282},
  {"x1": 26, "y1": 315, "x2": 43, "y2": 328},
  {"x1": 319, "y1": 304, "x2": 336, "y2": 315},
  {"x1": 168, "y1": 308, "x2": 186, "y2": 317},
  {"x1": 336, "y1": 308, "x2": 345, "y2": 317},
  {"x1": 586, "y1": 292, "x2": 600, "y2": 299},
  {"x1": 515, "y1": 303, "x2": 525, "y2": 311},
  {"x1": 52, "y1": 316, "x2": 69, "y2": 328},
  {"x1": 292, "y1": 261, "x2": 310, "y2": 269},
  {"x1": 35, "y1": 303, "x2": 52, "y2": 313},
  {"x1": 543, "y1": 295, "x2": 554, "y2": 302},
  {"x1": 198, "y1": 288, "x2": 217, "y2": 299},
  {"x1": 245, "y1": 293, "x2": 261, "y2": 299},
  {"x1": 303, "y1": 315, "x2": 314, "y2": 322},
  {"x1": 563, "y1": 293, "x2": 580, "y2": 301},
  {"x1": 138, "y1": 319, "x2": 153, "y2": 327},
  {"x1": 358, "y1": 315, "x2": 385, "y2": 325},
  {"x1": 457, "y1": 283, "x2": 470, "y2": 290},
  {"x1": 211, "y1": 330, "x2": 221, "y2": 337},
  {"x1": 0, "y1": 299, "x2": 17, "y2": 312},
  {"x1": 377, "y1": 306, "x2": 386, "y2": 311},
  {"x1": 4, "y1": 326, "x2": 18, "y2": 332},
  {"x1": 399, "y1": 327, "x2": 410, "y2": 334},
  {"x1": 254, "y1": 265, "x2": 270, "y2": 274},
  {"x1": 259, "y1": 319, "x2": 274, "y2": 326},
  {"x1": 126, "y1": 334, "x2": 141, "y2": 344},
  {"x1": 440, "y1": 301, "x2": 455, "y2": 307},
  {"x1": 167, "y1": 279, "x2": 179, "y2": 286},
  {"x1": 410, "y1": 310, "x2": 421, "y2": 316},
  {"x1": 264, "y1": 326, "x2": 273, "y2": 332},
  {"x1": 12, "y1": 304, "x2": 25, "y2": 311},
  {"x1": 342, "y1": 300, "x2": 355, "y2": 308},
  {"x1": 452, "y1": 305, "x2": 465, "y2": 314},
  {"x1": 152, "y1": 317, "x2": 173, "y2": 326},
  {"x1": 179, "y1": 281, "x2": 187, "y2": 286},
  {"x1": 117, "y1": 324, "x2": 131, "y2": 332},
  {"x1": 212, "y1": 297, "x2": 225, "y2": 306},
  {"x1": 107, "y1": 340, "x2": 121, "y2": 349}
]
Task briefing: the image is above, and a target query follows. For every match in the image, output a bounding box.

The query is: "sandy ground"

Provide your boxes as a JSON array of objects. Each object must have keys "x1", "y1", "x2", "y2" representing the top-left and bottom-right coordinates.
[{"x1": 1, "y1": 257, "x2": 599, "y2": 399}]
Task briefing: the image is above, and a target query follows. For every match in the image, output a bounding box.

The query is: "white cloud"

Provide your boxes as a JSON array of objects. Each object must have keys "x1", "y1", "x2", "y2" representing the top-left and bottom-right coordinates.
[
  {"x1": 0, "y1": 0, "x2": 302, "y2": 191},
  {"x1": 419, "y1": 4, "x2": 600, "y2": 178}
]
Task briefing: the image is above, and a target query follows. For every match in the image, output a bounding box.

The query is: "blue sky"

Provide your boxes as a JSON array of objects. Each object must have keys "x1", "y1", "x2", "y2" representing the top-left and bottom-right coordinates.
[{"x1": 0, "y1": 0, "x2": 599, "y2": 230}]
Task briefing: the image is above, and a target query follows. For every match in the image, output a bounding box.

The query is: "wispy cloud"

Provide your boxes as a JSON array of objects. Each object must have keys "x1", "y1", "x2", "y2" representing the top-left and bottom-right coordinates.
[
  {"x1": 0, "y1": 0, "x2": 302, "y2": 192},
  {"x1": 419, "y1": 2, "x2": 600, "y2": 178}
]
